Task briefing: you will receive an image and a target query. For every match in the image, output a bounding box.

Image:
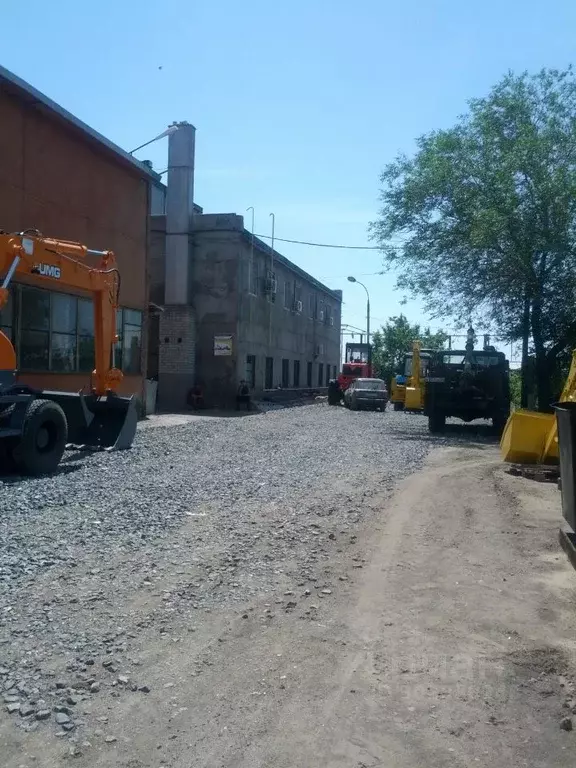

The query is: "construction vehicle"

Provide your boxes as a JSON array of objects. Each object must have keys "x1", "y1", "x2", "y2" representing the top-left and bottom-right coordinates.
[
  {"x1": 389, "y1": 341, "x2": 432, "y2": 412},
  {"x1": 0, "y1": 230, "x2": 137, "y2": 475},
  {"x1": 424, "y1": 329, "x2": 510, "y2": 433},
  {"x1": 328, "y1": 342, "x2": 373, "y2": 405},
  {"x1": 500, "y1": 350, "x2": 576, "y2": 465}
]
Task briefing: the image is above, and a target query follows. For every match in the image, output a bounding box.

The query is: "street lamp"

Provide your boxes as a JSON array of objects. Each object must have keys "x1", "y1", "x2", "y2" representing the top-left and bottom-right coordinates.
[
  {"x1": 129, "y1": 125, "x2": 180, "y2": 155},
  {"x1": 347, "y1": 276, "x2": 370, "y2": 346}
]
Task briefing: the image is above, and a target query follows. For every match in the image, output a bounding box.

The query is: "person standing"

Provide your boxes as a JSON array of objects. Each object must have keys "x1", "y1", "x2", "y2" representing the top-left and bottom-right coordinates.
[{"x1": 236, "y1": 380, "x2": 251, "y2": 411}]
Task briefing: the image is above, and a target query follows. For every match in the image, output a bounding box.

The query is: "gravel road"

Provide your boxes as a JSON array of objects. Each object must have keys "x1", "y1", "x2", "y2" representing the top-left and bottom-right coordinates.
[
  {"x1": 2, "y1": 404, "x2": 576, "y2": 767},
  {"x1": 0, "y1": 405, "x2": 430, "y2": 751}
]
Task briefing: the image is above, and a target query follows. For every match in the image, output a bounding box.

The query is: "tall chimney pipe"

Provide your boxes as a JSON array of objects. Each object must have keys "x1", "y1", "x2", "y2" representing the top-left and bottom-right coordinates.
[{"x1": 165, "y1": 121, "x2": 196, "y2": 305}]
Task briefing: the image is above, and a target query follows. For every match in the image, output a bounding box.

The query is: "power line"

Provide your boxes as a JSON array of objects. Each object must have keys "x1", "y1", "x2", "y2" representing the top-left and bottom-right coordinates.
[
  {"x1": 254, "y1": 233, "x2": 391, "y2": 250},
  {"x1": 318, "y1": 271, "x2": 383, "y2": 279}
]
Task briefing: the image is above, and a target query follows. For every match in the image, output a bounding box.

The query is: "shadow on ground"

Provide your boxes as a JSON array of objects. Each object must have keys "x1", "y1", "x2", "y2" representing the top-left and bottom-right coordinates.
[
  {"x1": 0, "y1": 461, "x2": 83, "y2": 483},
  {"x1": 392, "y1": 421, "x2": 501, "y2": 450}
]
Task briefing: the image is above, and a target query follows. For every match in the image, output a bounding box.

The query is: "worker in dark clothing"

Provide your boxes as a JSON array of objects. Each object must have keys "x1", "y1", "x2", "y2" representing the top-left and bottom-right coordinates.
[{"x1": 236, "y1": 380, "x2": 251, "y2": 410}]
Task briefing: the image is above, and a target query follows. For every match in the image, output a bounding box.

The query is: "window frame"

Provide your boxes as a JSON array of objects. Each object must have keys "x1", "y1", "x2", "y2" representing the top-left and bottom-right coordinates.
[{"x1": 6, "y1": 283, "x2": 142, "y2": 376}]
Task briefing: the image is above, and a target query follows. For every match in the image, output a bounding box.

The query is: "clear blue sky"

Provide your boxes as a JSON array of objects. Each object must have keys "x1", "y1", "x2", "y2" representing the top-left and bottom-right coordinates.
[{"x1": 3, "y1": 0, "x2": 576, "y2": 353}]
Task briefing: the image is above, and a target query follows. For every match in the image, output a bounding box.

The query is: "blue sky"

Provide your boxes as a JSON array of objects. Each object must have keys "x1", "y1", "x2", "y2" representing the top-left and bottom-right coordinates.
[{"x1": 3, "y1": 0, "x2": 576, "y2": 357}]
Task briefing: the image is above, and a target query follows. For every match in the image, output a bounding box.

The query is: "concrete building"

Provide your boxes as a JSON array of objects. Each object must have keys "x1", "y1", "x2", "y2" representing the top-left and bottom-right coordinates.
[
  {"x1": 149, "y1": 125, "x2": 342, "y2": 409},
  {"x1": 0, "y1": 65, "x2": 162, "y2": 399}
]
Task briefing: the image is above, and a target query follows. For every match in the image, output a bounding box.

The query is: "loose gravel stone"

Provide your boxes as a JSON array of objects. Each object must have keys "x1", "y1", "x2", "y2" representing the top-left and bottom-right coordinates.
[
  {"x1": 561, "y1": 716, "x2": 573, "y2": 731},
  {"x1": 0, "y1": 405, "x2": 434, "y2": 732}
]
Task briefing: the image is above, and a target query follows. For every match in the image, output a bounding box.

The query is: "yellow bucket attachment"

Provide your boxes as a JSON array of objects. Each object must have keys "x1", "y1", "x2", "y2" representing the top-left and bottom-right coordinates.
[
  {"x1": 500, "y1": 409, "x2": 557, "y2": 464},
  {"x1": 405, "y1": 386, "x2": 424, "y2": 411},
  {"x1": 501, "y1": 349, "x2": 576, "y2": 465}
]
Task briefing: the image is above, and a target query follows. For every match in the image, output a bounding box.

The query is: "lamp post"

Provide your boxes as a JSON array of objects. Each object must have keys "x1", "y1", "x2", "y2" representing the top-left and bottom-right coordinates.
[
  {"x1": 129, "y1": 125, "x2": 180, "y2": 155},
  {"x1": 347, "y1": 276, "x2": 370, "y2": 346}
]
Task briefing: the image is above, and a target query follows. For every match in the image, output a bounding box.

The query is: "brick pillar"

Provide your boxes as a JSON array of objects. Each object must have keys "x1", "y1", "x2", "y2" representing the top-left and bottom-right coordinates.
[{"x1": 158, "y1": 306, "x2": 196, "y2": 411}]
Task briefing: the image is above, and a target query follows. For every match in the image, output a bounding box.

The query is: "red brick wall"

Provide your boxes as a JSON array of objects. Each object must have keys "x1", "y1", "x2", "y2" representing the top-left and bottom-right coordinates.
[{"x1": 0, "y1": 88, "x2": 149, "y2": 396}]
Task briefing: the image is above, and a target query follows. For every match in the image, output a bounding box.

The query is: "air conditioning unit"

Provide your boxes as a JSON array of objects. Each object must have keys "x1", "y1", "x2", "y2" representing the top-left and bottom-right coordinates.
[
  {"x1": 328, "y1": 316, "x2": 334, "y2": 326},
  {"x1": 319, "y1": 310, "x2": 325, "y2": 321},
  {"x1": 315, "y1": 343, "x2": 324, "y2": 357},
  {"x1": 294, "y1": 300, "x2": 303, "y2": 313}
]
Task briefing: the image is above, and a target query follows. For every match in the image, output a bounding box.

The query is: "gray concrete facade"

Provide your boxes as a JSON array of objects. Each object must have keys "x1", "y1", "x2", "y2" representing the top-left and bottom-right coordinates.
[{"x1": 149, "y1": 212, "x2": 342, "y2": 409}]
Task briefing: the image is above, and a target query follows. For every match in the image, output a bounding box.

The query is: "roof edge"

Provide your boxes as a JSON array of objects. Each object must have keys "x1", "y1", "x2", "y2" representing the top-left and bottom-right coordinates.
[{"x1": 0, "y1": 64, "x2": 161, "y2": 182}]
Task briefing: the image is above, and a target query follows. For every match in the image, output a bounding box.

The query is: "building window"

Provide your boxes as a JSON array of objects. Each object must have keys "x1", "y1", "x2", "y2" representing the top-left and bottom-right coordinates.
[
  {"x1": 265, "y1": 270, "x2": 277, "y2": 303},
  {"x1": 318, "y1": 363, "x2": 324, "y2": 387},
  {"x1": 265, "y1": 357, "x2": 274, "y2": 389},
  {"x1": 333, "y1": 365, "x2": 338, "y2": 379},
  {"x1": 246, "y1": 355, "x2": 256, "y2": 388},
  {"x1": 307, "y1": 361, "x2": 313, "y2": 387},
  {"x1": 115, "y1": 308, "x2": 143, "y2": 375},
  {"x1": 325, "y1": 365, "x2": 331, "y2": 387},
  {"x1": 309, "y1": 294, "x2": 316, "y2": 319},
  {"x1": 318, "y1": 300, "x2": 325, "y2": 322},
  {"x1": 51, "y1": 293, "x2": 78, "y2": 372},
  {"x1": 78, "y1": 298, "x2": 95, "y2": 372},
  {"x1": 294, "y1": 284, "x2": 302, "y2": 312},
  {"x1": 20, "y1": 287, "x2": 50, "y2": 371},
  {"x1": 248, "y1": 255, "x2": 258, "y2": 296},
  {"x1": 9, "y1": 284, "x2": 141, "y2": 375},
  {"x1": 293, "y1": 360, "x2": 300, "y2": 388},
  {"x1": 284, "y1": 280, "x2": 292, "y2": 309},
  {"x1": 0, "y1": 288, "x2": 14, "y2": 341},
  {"x1": 282, "y1": 358, "x2": 290, "y2": 387}
]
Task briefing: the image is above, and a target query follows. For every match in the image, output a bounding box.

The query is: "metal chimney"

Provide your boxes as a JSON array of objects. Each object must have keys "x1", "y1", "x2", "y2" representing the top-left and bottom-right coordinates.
[{"x1": 165, "y1": 121, "x2": 196, "y2": 304}]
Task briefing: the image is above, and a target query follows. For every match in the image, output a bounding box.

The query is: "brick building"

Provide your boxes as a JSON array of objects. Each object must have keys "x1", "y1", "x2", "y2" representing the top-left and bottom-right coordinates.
[
  {"x1": 0, "y1": 65, "x2": 162, "y2": 400},
  {"x1": 149, "y1": 124, "x2": 342, "y2": 410}
]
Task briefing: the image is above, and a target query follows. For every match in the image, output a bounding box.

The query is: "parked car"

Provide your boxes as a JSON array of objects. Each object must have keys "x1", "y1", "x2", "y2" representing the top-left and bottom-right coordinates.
[{"x1": 344, "y1": 378, "x2": 388, "y2": 411}]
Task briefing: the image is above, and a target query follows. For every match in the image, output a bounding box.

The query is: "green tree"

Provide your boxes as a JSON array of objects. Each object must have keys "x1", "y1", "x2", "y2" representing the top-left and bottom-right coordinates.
[
  {"x1": 371, "y1": 68, "x2": 576, "y2": 411},
  {"x1": 371, "y1": 314, "x2": 447, "y2": 383}
]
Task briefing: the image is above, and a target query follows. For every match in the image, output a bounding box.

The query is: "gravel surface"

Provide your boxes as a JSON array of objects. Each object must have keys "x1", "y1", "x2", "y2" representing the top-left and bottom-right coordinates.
[{"x1": 0, "y1": 404, "x2": 434, "y2": 738}]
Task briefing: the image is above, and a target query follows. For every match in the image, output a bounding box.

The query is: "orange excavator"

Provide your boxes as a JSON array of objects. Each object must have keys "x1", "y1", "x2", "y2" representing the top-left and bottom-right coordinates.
[{"x1": 0, "y1": 230, "x2": 137, "y2": 475}]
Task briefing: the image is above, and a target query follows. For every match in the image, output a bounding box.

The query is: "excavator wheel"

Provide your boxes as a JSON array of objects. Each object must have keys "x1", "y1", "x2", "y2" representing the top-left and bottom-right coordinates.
[
  {"x1": 11, "y1": 399, "x2": 68, "y2": 476},
  {"x1": 393, "y1": 402, "x2": 404, "y2": 411}
]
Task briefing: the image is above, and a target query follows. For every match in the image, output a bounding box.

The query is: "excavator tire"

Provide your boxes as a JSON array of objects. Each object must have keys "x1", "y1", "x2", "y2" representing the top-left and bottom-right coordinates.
[
  {"x1": 393, "y1": 402, "x2": 404, "y2": 411},
  {"x1": 11, "y1": 399, "x2": 68, "y2": 476}
]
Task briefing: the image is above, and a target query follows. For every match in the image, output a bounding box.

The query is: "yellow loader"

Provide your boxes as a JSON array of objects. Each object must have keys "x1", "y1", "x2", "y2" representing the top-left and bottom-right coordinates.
[
  {"x1": 500, "y1": 350, "x2": 576, "y2": 464},
  {"x1": 390, "y1": 341, "x2": 431, "y2": 412}
]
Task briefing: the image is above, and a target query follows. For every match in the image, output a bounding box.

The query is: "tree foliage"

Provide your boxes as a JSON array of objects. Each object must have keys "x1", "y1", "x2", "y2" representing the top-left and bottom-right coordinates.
[
  {"x1": 370, "y1": 68, "x2": 576, "y2": 409},
  {"x1": 371, "y1": 314, "x2": 447, "y2": 382}
]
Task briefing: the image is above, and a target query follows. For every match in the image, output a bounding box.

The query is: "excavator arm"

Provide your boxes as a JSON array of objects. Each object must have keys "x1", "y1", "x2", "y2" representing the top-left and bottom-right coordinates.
[{"x1": 0, "y1": 231, "x2": 123, "y2": 395}]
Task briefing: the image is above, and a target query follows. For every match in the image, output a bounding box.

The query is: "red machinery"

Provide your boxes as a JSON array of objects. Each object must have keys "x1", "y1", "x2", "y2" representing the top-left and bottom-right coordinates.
[{"x1": 328, "y1": 342, "x2": 373, "y2": 405}]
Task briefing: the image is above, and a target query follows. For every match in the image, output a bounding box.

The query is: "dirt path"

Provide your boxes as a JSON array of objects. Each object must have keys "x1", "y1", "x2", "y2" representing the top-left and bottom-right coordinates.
[{"x1": 5, "y1": 443, "x2": 576, "y2": 767}]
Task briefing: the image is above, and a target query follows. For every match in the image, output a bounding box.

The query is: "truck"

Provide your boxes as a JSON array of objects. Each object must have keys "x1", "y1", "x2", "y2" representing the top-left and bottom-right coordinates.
[
  {"x1": 328, "y1": 342, "x2": 373, "y2": 405},
  {"x1": 424, "y1": 330, "x2": 510, "y2": 434}
]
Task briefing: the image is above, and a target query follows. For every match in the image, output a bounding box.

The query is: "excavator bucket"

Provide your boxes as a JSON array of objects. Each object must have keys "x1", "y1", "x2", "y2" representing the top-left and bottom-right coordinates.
[
  {"x1": 500, "y1": 409, "x2": 557, "y2": 464},
  {"x1": 43, "y1": 391, "x2": 138, "y2": 451},
  {"x1": 501, "y1": 350, "x2": 576, "y2": 465}
]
